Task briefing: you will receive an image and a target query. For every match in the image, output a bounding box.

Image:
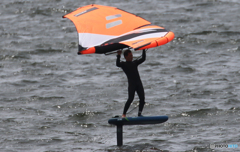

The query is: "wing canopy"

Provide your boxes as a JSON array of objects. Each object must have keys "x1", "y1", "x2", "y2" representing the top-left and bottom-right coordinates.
[{"x1": 63, "y1": 4, "x2": 174, "y2": 54}]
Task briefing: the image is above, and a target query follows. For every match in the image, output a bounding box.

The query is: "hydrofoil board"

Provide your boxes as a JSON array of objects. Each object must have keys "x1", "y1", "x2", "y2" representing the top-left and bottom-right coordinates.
[{"x1": 108, "y1": 115, "x2": 168, "y2": 126}]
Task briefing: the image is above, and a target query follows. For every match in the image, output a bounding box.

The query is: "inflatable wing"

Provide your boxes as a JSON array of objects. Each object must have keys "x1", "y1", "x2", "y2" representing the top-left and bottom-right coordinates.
[{"x1": 63, "y1": 4, "x2": 174, "y2": 55}]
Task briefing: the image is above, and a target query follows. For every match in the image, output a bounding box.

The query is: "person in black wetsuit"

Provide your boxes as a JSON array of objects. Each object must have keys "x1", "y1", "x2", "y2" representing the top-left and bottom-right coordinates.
[{"x1": 116, "y1": 49, "x2": 146, "y2": 118}]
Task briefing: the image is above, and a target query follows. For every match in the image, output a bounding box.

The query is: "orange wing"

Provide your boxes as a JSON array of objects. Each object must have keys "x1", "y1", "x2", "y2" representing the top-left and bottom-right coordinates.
[{"x1": 63, "y1": 4, "x2": 174, "y2": 54}]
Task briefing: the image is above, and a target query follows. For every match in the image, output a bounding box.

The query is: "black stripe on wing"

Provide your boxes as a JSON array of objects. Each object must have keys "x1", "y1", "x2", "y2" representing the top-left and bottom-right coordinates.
[{"x1": 101, "y1": 28, "x2": 168, "y2": 46}]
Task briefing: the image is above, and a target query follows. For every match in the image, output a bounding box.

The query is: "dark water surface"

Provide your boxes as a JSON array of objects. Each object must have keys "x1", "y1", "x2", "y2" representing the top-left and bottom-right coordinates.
[{"x1": 1, "y1": 0, "x2": 240, "y2": 151}]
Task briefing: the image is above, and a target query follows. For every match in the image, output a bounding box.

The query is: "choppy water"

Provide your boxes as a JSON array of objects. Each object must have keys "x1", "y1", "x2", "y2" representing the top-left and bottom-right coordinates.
[{"x1": 1, "y1": 0, "x2": 240, "y2": 151}]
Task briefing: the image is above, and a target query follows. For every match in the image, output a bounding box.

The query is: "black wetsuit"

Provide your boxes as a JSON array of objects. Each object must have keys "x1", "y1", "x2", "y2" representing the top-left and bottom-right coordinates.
[{"x1": 116, "y1": 50, "x2": 146, "y2": 116}]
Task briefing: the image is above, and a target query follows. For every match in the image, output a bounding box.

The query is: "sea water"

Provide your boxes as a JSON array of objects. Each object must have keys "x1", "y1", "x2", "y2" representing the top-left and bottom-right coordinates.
[{"x1": 0, "y1": 0, "x2": 240, "y2": 151}]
